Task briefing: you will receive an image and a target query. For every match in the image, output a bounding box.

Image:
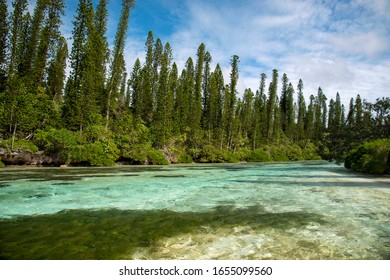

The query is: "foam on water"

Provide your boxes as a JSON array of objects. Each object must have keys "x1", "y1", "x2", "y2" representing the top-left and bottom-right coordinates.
[{"x1": 0, "y1": 162, "x2": 389, "y2": 259}]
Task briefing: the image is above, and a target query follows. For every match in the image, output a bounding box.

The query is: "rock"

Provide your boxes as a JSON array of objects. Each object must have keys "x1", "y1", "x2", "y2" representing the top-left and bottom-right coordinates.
[
  {"x1": 60, "y1": 164, "x2": 68, "y2": 168},
  {"x1": 0, "y1": 149, "x2": 62, "y2": 166}
]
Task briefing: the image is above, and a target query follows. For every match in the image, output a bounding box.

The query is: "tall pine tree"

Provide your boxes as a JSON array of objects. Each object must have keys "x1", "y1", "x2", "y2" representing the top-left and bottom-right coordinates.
[
  {"x1": 105, "y1": 0, "x2": 135, "y2": 129},
  {"x1": 189, "y1": 43, "x2": 205, "y2": 148},
  {"x1": 267, "y1": 69, "x2": 278, "y2": 141}
]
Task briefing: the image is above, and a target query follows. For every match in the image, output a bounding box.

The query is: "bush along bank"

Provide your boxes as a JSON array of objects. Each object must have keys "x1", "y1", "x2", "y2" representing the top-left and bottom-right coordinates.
[
  {"x1": 344, "y1": 138, "x2": 390, "y2": 175},
  {"x1": 0, "y1": 129, "x2": 323, "y2": 167}
]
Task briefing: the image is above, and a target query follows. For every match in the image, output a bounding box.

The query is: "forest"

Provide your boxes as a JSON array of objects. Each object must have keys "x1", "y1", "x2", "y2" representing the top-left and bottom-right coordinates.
[{"x1": 0, "y1": 0, "x2": 389, "y2": 173}]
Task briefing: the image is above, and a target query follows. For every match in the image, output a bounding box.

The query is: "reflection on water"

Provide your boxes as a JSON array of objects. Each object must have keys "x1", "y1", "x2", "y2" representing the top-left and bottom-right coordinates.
[{"x1": 0, "y1": 162, "x2": 389, "y2": 259}]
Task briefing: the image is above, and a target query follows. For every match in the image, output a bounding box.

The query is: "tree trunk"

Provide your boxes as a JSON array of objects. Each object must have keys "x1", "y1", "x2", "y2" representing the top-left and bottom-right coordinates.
[
  {"x1": 11, "y1": 123, "x2": 17, "y2": 151},
  {"x1": 105, "y1": 88, "x2": 113, "y2": 130}
]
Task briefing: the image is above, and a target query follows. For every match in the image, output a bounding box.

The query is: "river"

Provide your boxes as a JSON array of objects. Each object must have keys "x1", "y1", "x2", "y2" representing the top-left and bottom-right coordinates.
[{"x1": 0, "y1": 161, "x2": 389, "y2": 259}]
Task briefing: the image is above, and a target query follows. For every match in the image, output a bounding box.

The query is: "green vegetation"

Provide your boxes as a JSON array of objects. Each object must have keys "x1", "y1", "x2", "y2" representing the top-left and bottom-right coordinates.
[
  {"x1": 0, "y1": 138, "x2": 38, "y2": 153},
  {"x1": 0, "y1": 0, "x2": 388, "y2": 169},
  {"x1": 345, "y1": 138, "x2": 390, "y2": 175},
  {"x1": 146, "y1": 149, "x2": 169, "y2": 165}
]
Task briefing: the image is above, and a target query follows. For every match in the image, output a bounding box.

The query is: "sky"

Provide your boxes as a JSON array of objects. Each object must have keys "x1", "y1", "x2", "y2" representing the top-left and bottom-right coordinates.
[{"x1": 58, "y1": 0, "x2": 390, "y2": 104}]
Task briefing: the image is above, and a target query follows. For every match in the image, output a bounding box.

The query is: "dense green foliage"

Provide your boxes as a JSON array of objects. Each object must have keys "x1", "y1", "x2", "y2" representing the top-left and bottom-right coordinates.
[
  {"x1": 0, "y1": 0, "x2": 388, "y2": 168},
  {"x1": 0, "y1": 138, "x2": 38, "y2": 153},
  {"x1": 344, "y1": 139, "x2": 390, "y2": 175}
]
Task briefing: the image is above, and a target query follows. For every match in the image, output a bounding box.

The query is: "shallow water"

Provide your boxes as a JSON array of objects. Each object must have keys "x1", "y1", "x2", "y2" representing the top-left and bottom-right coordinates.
[{"x1": 0, "y1": 161, "x2": 389, "y2": 259}]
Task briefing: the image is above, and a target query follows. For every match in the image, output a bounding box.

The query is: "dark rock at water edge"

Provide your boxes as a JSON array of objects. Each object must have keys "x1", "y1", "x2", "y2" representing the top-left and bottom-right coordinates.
[{"x1": 0, "y1": 148, "x2": 61, "y2": 167}]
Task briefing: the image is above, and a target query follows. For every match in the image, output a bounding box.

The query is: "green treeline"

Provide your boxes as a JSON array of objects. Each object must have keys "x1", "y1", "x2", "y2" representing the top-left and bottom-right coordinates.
[{"x1": 0, "y1": 0, "x2": 389, "y2": 167}]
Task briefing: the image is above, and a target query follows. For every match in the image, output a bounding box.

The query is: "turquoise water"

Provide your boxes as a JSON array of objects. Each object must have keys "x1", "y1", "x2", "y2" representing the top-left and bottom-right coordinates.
[{"x1": 0, "y1": 161, "x2": 389, "y2": 259}]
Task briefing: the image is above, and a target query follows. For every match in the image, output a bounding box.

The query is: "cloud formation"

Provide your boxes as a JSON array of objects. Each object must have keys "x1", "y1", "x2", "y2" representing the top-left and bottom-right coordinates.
[{"x1": 152, "y1": 0, "x2": 390, "y2": 104}]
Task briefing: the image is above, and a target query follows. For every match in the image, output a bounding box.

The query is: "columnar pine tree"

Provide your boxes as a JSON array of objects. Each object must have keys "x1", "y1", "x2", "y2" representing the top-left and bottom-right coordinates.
[
  {"x1": 0, "y1": 0, "x2": 7, "y2": 78},
  {"x1": 252, "y1": 90, "x2": 261, "y2": 149},
  {"x1": 7, "y1": 0, "x2": 28, "y2": 79},
  {"x1": 130, "y1": 58, "x2": 142, "y2": 117},
  {"x1": 189, "y1": 43, "x2": 205, "y2": 148},
  {"x1": 32, "y1": 0, "x2": 65, "y2": 89},
  {"x1": 296, "y1": 79, "x2": 306, "y2": 140},
  {"x1": 153, "y1": 42, "x2": 172, "y2": 147},
  {"x1": 355, "y1": 94, "x2": 363, "y2": 129},
  {"x1": 314, "y1": 87, "x2": 327, "y2": 140},
  {"x1": 305, "y1": 95, "x2": 315, "y2": 141},
  {"x1": 267, "y1": 69, "x2": 278, "y2": 141},
  {"x1": 94, "y1": 0, "x2": 109, "y2": 110},
  {"x1": 242, "y1": 88, "x2": 254, "y2": 142},
  {"x1": 141, "y1": 30, "x2": 154, "y2": 124},
  {"x1": 202, "y1": 51, "x2": 212, "y2": 134},
  {"x1": 166, "y1": 61, "x2": 178, "y2": 138},
  {"x1": 18, "y1": 0, "x2": 47, "y2": 78},
  {"x1": 258, "y1": 73, "x2": 268, "y2": 142},
  {"x1": 224, "y1": 55, "x2": 239, "y2": 148},
  {"x1": 152, "y1": 38, "x2": 163, "y2": 103},
  {"x1": 273, "y1": 95, "x2": 281, "y2": 142},
  {"x1": 346, "y1": 97, "x2": 355, "y2": 127},
  {"x1": 1, "y1": 0, "x2": 31, "y2": 142},
  {"x1": 63, "y1": 0, "x2": 97, "y2": 131},
  {"x1": 47, "y1": 36, "x2": 68, "y2": 104},
  {"x1": 334, "y1": 92, "x2": 342, "y2": 133},
  {"x1": 209, "y1": 64, "x2": 224, "y2": 147},
  {"x1": 280, "y1": 73, "x2": 289, "y2": 133},
  {"x1": 183, "y1": 57, "x2": 195, "y2": 131},
  {"x1": 328, "y1": 98, "x2": 335, "y2": 131},
  {"x1": 105, "y1": 0, "x2": 134, "y2": 129},
  {"x1": 173, "y1": 69, "x2": 187, "y2": 134},
  {"x1": 285, "y1": 83, "x2": 295, "y2": 138}
]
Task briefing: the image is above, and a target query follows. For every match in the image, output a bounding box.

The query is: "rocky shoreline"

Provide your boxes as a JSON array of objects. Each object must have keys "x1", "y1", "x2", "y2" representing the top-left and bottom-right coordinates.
[{"x1": 0, "y1": 149, "x2": 62, "y2": 167}]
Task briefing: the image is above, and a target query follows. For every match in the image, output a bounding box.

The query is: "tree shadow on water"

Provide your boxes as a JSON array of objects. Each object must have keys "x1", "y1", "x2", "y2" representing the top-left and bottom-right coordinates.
[{"x1": 0, "y1": 205, "x2": 326, "y2": 260}]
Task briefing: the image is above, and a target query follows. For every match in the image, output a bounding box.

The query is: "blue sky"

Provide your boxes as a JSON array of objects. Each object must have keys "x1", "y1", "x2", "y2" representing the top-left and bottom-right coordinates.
[{"x1": 59, "y1": 0, "x2": 390, "y2": 104}]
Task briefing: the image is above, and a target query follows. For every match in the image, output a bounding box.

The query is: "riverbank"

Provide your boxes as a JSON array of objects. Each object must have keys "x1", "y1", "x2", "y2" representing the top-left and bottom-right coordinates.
[{"x1": 0, "y1": 139, "x2": 322, "y2": 168}]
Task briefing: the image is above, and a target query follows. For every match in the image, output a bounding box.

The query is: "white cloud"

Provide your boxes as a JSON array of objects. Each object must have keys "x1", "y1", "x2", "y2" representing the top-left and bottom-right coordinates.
[
  {"x1": 329, "y1": 32, "x2": 388, "y2": 58},
  {"x1": 159, "y1": 0, "x2": 390, "y2": 106}
]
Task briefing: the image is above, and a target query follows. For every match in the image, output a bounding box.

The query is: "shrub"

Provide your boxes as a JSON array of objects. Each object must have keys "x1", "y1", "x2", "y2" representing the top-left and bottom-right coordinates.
[
  {"x1": 345, "y1": 138, "x2": 390, "y2": 174},
  {"x1": 34, "y1": 128, "x2": 84, "y2": 162},
  {"x1": 188, "y1": 148, "x2": 201, "y2": 161},
  {"x1": 34, "y1": 128, "x2": 119, "y2": 166},
  {"x1": 270, "y1": 146, "x2": 289, "y2": 161},
  {"x1": 235, "y1": 148, "x2": 251, "y2": 161},
  {"x1": 120, "y1": 144, "x2": 149, "y2": 164},
  {"x1": 247, "y1": 149, "x2": 272, "y2": 162},
  {"x1": 199, "y1": 145, "x2": 239, "y2": 163},
  {"x1": 285, "y1": 144, "x2": 304, "y2": 161},
  {"x1": 301, "y1": 142, "x2": 322, "y2": 160},
  {"x1": 178, "y1": 152, "x2": 193, "y2": 163},
  {"x1": 147, "y1": 149, "x2": 169, "y2": 165},
  {"x1": 0, "y1": 138, "x2": 39, "y2": 153},
  {"x1": 222, "y1": 151, "x2": 239, "y2": 163},
  {"x1": 69, "y1": 141, "x2": 119, "y2": 166},
  {"x1": 199, "y1": 145, "x2": 219, "y2": 163},
  {"x1": 0, "y1": 160, "x2": 4, "y2": 168},
  {"x1": 84, "y1": 125, "x2": 111, "y2": 142}
]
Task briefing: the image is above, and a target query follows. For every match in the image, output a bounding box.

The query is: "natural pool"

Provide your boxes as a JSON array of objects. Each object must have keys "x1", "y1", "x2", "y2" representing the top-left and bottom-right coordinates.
[{"x1": 0, "y1": 161, "x2": 389, "y2": 259}]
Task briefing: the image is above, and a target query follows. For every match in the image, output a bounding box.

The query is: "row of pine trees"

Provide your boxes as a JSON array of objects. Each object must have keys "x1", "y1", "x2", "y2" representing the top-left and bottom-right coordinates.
[{"x1": 0, "y1": 0, "x2": 388, "y2": 164}]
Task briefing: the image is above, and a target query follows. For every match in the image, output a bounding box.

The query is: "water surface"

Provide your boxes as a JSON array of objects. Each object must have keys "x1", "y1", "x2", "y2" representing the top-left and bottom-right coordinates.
[{"x1": 0, "y1": 162, "x2": 389, "y2": 259}]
